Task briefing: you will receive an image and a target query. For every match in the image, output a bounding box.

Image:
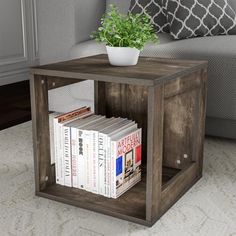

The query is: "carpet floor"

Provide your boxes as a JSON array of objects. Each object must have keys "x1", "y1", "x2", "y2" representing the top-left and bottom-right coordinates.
[{"x1": 0, "y1": 121, "x2": 236, "y2": 236}]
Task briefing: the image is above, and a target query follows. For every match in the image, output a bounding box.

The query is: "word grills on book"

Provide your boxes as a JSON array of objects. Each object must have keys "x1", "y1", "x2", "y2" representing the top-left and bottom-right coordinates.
[{"x1": 49, "y1": 106, "x2": 142, "y2": 198}]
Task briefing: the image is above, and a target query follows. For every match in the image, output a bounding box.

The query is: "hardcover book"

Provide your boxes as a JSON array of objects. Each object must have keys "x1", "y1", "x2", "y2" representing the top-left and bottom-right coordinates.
[
  {"x1": 49, "y1": 112, "x2": 61, "y2": 165},
  {"x1": 66, "y1": 115, "x2": 102, "y2": 188},
  {"x1": 54, "y1": 106, "x2": 91, "y2": 185},
  {"x1": 111, "y1": 128, "x2": 142, "y2": 198}
]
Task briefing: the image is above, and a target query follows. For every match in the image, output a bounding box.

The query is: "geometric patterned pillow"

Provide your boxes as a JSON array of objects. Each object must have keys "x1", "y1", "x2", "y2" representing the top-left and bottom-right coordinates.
[
  {"x1": 129, "y1": 0, "x2": 169, "y2": 33},
  {"x1": 166, "y1": 0, "x2": 236, "y2": 39}
]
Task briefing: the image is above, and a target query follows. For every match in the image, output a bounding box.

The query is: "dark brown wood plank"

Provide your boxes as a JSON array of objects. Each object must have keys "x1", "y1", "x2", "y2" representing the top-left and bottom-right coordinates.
[
  {"x1": 38, "y1": 165, "x2": 179, "y2": 226},
  {"x1": 41, "y1": 179, "x2": 146, "y2": 220},
  {"x1": 160, "y1": 163, "x2": 198, "y2": 217},
  {"x1": 162, "y1": 166, "x2": 180, "y2": 188},
  {"x1": 196, "y1": 68, "x2": 208, "y2": 176},
  {"x1": 94, "y1": 81, "x2": 106, "y2": 115},
  {"x1": 146, "y1": 84, "x2": 164, "y2": 222},
  {"x1": 0, "y1": 81, "x2": 31, "y2": 130},
  {"x1": 126, "y1": 85, "x2": 148, "y2": 162},
  {"x1": 30, "y1": 74, "x2": 53, "y2": 191},
  {"x1": 163, "y1": 87, "x2": 200, "y2": 169},
  {"x1": 31, "y1": 55, "x2": 208, "y2": 86},
  {"x1": 0, "y1": 109, "x2": 31, "y2": 130},
  {"x1": 164, "y1": 70, "x2": 202, "y2": 98},
  {"x1": 47, "y1": 76, "x2": 84, "y2": 90}
]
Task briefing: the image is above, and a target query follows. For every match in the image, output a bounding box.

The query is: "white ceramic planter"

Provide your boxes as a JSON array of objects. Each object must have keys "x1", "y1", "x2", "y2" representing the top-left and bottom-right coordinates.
[{"x1": 106, "y1": 46, "x2": 140, "y2": 66}]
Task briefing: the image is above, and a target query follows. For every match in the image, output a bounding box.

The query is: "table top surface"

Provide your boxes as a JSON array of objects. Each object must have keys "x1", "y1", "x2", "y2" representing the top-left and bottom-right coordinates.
[{"x1": 31, "y1": 54, "x2": 207, "y2": 86}]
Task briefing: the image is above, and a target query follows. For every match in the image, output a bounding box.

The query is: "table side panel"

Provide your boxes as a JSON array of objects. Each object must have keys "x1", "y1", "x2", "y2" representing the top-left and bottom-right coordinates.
[
  {"x1": 30, "y1": 74, "x2": 53, "y2": 191},
  {"x1": 196, "y1": 68, "x2": 208, "y2": 176},
  {"x1": 46, "y1": 76, "x2": 84, "y2": 90},
  {"x1": 160, "y1": 162, "x2": 198, "y2": 216},
  {"x1": 164, "y1": 70, "x2": 202, "y2": 99},
  {"x1": 146, "y1": 84, "x2": 164, "y2": 222},
  {"x1": 163, "y1": 69, "x2": 205, "y2": 170}
]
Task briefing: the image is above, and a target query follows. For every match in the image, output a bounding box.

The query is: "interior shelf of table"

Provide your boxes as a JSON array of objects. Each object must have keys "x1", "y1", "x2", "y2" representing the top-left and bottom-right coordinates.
[{"x1": 39, "y1": 166, "x2": 181, "y2": 221}]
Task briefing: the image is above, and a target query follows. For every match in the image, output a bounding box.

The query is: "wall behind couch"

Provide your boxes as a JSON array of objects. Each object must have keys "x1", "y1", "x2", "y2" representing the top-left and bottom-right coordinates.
[
  {"x1": 37, "y1": 0, "x2": 106, "y2": 112},
  {"x1": 0, "y1": 0, "x2": 38, "y2": 86},
  {"x1": 37, "y1": 0, "x2": 105, "y2": 64}
]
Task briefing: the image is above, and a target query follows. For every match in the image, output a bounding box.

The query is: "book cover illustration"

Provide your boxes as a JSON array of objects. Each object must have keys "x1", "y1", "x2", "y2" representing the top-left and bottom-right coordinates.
[{"x1": 115, "y1": 129, "x2": 142, "y2": 197}]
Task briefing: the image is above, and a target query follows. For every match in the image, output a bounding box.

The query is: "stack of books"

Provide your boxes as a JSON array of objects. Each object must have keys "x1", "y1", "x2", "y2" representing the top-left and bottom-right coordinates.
[{"x1": 49, "y1": 106, "x2": 142, "y2": 198}]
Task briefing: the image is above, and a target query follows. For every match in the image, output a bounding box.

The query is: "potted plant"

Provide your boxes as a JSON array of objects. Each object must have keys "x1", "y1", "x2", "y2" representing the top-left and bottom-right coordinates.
[{"x1": 91, "y1": 5, "x2": 159, "y2": 66}]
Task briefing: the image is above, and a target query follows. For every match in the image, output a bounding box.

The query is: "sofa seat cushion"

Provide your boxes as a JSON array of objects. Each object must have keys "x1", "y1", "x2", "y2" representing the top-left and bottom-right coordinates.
[{"x1": 143, "y1": 34, "x2": 236, "y2": 58}]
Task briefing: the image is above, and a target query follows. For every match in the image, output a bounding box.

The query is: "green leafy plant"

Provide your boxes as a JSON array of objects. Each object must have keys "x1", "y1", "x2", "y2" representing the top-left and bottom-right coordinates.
[{"x1": 91, "y1": 5, "x2": 159, "y2": 50}]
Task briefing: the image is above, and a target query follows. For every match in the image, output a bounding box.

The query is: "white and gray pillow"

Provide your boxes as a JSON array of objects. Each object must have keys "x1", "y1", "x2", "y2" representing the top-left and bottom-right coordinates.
[
  {"x1": 129, "y1": 0, "x2": 169, "y2": 33},
  {"x1": 166, "y1": 0, "x2": 236, "y2": 39}
]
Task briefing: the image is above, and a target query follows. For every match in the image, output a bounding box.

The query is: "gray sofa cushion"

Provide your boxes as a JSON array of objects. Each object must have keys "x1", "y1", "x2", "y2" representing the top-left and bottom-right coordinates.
[
  {"x1": 143, "y1": 34, "x2": 236, "y2": 59},
  {"x1": 166, "y1": 0, "x2": 236, "y2": 39}
]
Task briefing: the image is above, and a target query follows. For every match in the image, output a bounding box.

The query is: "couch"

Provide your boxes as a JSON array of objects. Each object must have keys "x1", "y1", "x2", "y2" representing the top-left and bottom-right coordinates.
[{"x1": 69, "y1": 0, "x2": 236, "y2": 139}]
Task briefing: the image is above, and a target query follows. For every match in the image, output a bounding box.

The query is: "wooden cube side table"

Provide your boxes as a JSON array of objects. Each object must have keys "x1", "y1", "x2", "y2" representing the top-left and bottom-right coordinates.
[{"x1": 30, "y1": 55, "x2": 208, "y2": 226}]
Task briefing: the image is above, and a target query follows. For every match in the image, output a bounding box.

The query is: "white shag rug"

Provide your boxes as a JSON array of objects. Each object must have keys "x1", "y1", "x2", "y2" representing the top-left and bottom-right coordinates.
[{"x1": 0, "y1": 121, "x2": 236, "y2": 236}]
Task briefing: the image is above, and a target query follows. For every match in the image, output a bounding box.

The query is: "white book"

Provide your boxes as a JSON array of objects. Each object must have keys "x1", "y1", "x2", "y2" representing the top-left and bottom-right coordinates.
[
  {"x1": 98, "y1": 133, "x2": 106, "y2": 195},
  {"x1": 67, "y1": 115, "x2": 100, "y2": 188},
  {"x1": 89, "y1": 117, "x2": 124, "y2": 194},
  {"x1": 82, "y1": 117, "x2": 118, "y2": 192},
  {"x1": 67, "y1": 115, "x2": 103, "y2": 188},
  {"x1": 110, "y1": 128, "x2": 142, "y2": 199},
  {"x1": 106, "y1": 122, "x2": 137, "y2": 198},
  {"x1": 63, "y1": 111, "x2": 93, "y2": 187},
  {"x1": 54, "y1": 106, "x2": 91, "y2": 185},
  {"x1": 98, "y1": 120, "x2": 135, "y2": 197},
  {"x1": 54, "y1": 117, "x2": 63, "y2": 184},
  {"x1": 70, "y1": 125, "x2": 77, "y2": 187},
  {"x1": 63, "y1": 125, "x2": 71, "y2": 187},
  {"x1": 97, "y1": 120, "x2": 128, "y2": 196},
  {"x1": 78, "y1": 117, "x2": 107, "y2": 191},
  {"x1": 49, "y1": 112, "x2": 61, "y2": 165}
]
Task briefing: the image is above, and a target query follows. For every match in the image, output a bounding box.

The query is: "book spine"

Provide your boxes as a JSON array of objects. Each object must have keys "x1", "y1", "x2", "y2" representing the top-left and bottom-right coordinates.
[
  {"x1": 91, "y1": 131, "x2": 98, "y2": 194},
  {"x1": 54, "y1": 118, "x2": 61, "y2": 185},
  {"x1": 77, "y1": 129, "x2": 85, "y2": 189},
  {"x1": 98, "y1": 133, "x2": 105, "y2": 196},
  {"x1": 58, "y1": 122, "x2": 65, "y2": 185},
  {"x1": 105, "y1": 136, "x2": 111, "y2": 197},
  {"x1": 110, "y1": 141, "x2": 116, "y2": 198},
  {"x1": 83, "y1": 130, "x2": 91, "y2": 192},
  {"x1": 57, "y1": 106, "x2": 90, "y2": 123},
  {"x1": 49, "y1": 114, "x2": 55, "y2": 165},
  {"x1": 64, "y1": 126, "x2": 72, "y2": 187},
  {"x1": 71, "y1": 127, "x2": 78, "y2": 188}
]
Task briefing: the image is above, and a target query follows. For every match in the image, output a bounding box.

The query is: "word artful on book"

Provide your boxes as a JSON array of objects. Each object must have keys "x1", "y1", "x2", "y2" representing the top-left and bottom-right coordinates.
[
  {"x1": 117, "y1": 132, "x2": 141, "y2": 155},
  {"x1": 111, "y1": 129, "x2": 141, "y2": 198},
  {"x1": 49, "y1": 106, "x2": 142, "y2": 198}
]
